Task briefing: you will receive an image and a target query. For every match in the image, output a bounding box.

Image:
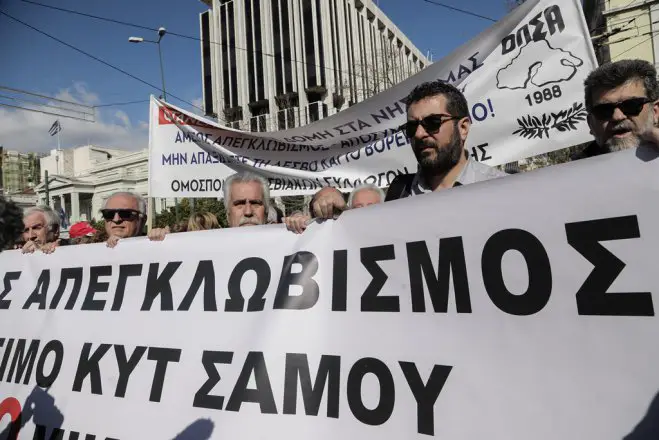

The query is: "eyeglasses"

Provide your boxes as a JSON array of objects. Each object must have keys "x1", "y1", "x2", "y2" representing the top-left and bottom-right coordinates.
[
  {"x1": 100, "y1": 209, "x2": 141, "y2": 222},
  {"x1": 591, "y1": 97, "x2": 654, "y2": 121},
  {"x1": 401, "y1": 114, "x2": 460, "y2": 138}
]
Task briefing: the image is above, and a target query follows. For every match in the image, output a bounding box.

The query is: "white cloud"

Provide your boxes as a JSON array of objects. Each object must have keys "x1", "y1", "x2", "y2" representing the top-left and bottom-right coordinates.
[
  {"x1": 114, "y1": 110, "x2": 132, "y2": 129},
  {"x1": 190, "y1": 97, "x2": 205, "y2": 116},
  {"x1": 0, "y1": 83, "x2": 147, "y2": 153},
  {"x1": 138, "y1": 120, "x2": 149, "y2": 129}
]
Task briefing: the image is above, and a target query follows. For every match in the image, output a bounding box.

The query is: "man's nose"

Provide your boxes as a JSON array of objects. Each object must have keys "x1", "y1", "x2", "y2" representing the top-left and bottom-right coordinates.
[
  {"x1": 244, "y1": 203, "x2": 254, "y2": 216},
  {"x1": 611, "y1": 107, "x2": 627, "y2": 121},
  {"x1": 112, "y1": 213, "x2": 122, "y2": 222},
  {"x1": 414, "y1": 123, "x2": 428, "y2": 138}
]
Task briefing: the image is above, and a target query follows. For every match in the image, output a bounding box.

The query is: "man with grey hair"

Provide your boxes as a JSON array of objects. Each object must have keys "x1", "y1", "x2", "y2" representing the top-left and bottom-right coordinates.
[
  {"x1": 576, "y1": 59, "x2": 659, "y2": 160},
  {"x1": 21, "y1": 205, "x2": 61, "y2": 254},
  {"x1": 284, "y1": 184, "x2": 385, "y2": 234},
  {"x1": 223, "y1": 171, "x2": 270, "y2": 227},
  {"x1": 100, "y1": 191, "x2": 148, "y2": 248},
  {"x1": 347, "y1": 184, "x2": 385, "y2": 209}
]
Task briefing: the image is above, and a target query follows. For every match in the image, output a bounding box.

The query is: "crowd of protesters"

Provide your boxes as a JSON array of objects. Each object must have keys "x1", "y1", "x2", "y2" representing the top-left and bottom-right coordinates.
[{"x1": 2, "y1": 58, "x2": 659, "y2": 254}]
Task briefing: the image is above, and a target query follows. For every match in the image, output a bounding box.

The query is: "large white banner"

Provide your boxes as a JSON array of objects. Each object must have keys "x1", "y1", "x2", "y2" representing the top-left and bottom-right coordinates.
[
  {"x1": 2, "y1": 147, "x2": 659, "y2": 439},
  {"x1": 149, "y1": 0, "x2": 598, "y2": 198}
]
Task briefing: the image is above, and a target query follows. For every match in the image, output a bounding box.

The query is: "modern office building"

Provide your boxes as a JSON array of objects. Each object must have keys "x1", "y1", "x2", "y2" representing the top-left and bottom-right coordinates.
[
  {"x1": 584, "y1": 0, "x2": 659, "y2": 66},
  {"x1": 199, "y1": 0, "x2": 429, "y2": 131}
]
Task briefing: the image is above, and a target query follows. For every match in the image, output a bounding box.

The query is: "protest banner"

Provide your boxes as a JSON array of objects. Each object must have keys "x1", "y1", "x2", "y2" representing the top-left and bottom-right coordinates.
[
  {"x1": 149, "y1": 0, "x2": 598, "y2": 198},
  {"x1": 1, "y1": 147, "x2": 658, "y2": 439}
]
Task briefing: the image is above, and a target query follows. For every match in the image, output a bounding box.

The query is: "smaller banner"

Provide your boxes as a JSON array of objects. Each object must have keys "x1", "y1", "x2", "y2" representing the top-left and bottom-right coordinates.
[{"x1": 149, "y1": 0, "x2": 597, "y2": 198}]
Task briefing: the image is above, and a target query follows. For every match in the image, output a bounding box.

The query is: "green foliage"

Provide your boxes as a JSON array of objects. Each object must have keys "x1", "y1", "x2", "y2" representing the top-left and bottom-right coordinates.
[
  {"x1": 281, "y1": 195, "x2": 307, "y2": 215},
  {"x1": 154, "y1": 198, "x2": 228, "y2": 229}
]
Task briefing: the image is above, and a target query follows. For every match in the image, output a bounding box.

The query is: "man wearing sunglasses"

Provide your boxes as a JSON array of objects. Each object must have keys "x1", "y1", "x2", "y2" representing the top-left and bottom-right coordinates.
[
  {"x1": 284, "y1": 80, "x2": 505, "y2": 231},
  {"x1": 574, "y1": 59, "x2": 659, "y2": 160},
  {"x1": 101, "y1": 192, "x2": 147, "y2": 248}
]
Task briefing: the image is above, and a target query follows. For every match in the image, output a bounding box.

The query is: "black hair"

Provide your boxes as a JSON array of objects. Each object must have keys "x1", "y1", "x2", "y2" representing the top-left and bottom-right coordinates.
[
  {"x1": 403, "y1": 80, "x2": 469, "y2": 118},
  {"x1": 584, "y1": 59, "x2": 658, "y2": 111}
]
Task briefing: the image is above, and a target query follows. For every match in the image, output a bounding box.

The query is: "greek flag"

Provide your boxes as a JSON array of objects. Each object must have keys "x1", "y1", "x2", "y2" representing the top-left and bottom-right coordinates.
[{"x1": 49, "y1": 120, "x2": 62, "y2": 136}]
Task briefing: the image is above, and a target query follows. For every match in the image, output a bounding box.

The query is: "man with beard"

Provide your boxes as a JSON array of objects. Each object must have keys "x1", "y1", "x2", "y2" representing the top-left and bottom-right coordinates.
[
  {"x1": 224, "y1": 172, "x2": 269, "y2": 227},
  {"x1": 283, "y1": 80, "x2": 506, "y2": 230},
  {"x1": 147, "y1": 172, "x2": 270, "y2": 242},
  {"x1": 573, "y1": 59, "x2": 659, "y2": 160}
]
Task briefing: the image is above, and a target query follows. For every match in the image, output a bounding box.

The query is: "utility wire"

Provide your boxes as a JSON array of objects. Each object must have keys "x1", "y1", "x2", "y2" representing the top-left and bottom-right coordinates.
[
  {"x1": 421, "y1": 0, "x2": 496, "y2": 22},
  {"x1": 0, "y1": 85, "x2": 92, "y2": 108},
  {"x1": 19, "y1": 0, "x2": 418, "y2": 82},
  {"x1": 0, "y1": 9, "x2": 203, "y2": 112},
  {"x1": 94, "y1": 99, "x2": 150, "y2": 108},
  {"x1": 0, "y1": 93, "x2": 94, "y2": 116},
  {"x1": 0, "y1": 102, "x2": 95, "y2": 122},
  {"x1": 612, "y1": 31, "x2": 658, "y2": 59}
]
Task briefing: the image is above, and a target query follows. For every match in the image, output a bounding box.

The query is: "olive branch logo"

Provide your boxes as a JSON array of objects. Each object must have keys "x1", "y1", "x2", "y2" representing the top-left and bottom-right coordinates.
[{"x1": 513, "y1": 102, "x2": 588, "y2": 139}]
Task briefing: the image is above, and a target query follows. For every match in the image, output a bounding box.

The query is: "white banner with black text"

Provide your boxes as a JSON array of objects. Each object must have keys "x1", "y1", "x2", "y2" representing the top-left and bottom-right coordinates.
[
  {"x1": 2, "y1": 147, "x2": 659, "y2": 439},
  {"x1": 148, "y1": 0, "x2": 598, "y2": 198}
]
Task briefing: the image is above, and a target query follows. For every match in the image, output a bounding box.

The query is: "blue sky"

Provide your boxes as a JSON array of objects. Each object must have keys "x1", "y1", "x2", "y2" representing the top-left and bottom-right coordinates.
[{"x1": 0, "y1": 0, "x2": 509, "y2": 153}]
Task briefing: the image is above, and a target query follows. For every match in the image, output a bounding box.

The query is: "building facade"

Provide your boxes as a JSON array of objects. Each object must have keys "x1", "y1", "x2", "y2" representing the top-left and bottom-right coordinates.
[
  {"x1": 34, "y1": 145, "x2": 172, "y2": 224},
  {"x1": 1, "y1": 148, "x2": 42, "y2": 195},
  {"x1": 199, "y1": 0, "x2": 429, "y2": 131},
  {"x1": 585, "y1": 0, "x2": 659, "y2": 66}
]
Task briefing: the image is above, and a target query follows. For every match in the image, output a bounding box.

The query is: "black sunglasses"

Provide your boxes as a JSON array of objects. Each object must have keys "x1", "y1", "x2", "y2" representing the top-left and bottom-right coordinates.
[
  {"x1": 100, "y1": 209, "x2": 141, "y2": 222},
  {"x1": 401, "y1": 114, "x2": 460, "y2": 138},
  {"x1": 591, "y1": 97, "x2": 654, "y2": 121}
]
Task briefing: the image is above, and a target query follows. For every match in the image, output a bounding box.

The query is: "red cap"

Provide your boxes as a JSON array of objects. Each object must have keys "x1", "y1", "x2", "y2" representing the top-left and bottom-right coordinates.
[{"x1": 69, "y1": 222, "x2": 97, "y2": 239}]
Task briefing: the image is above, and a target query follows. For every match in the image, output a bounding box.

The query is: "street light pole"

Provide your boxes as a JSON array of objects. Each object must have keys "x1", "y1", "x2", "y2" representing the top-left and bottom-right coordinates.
[
  {"x1": 156, "y1": 27, "x2": 167, "y2": 101},
  {"x1": 129, "y1": 27, "x2": 181, "y2": 225}
]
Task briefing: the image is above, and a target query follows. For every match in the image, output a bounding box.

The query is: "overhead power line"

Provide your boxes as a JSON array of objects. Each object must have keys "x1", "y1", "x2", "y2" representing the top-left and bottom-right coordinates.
[
  {"x1": 0, "y1": 9, "x2": 203, "y2": 112},
  {"x1": 19, "y1": 0, "x2": 416, "y2": 82},
  {"x1": 0, "y1": 93, "x2": 94, "y2": 117},
  {"x1": 0, "y1": 102, "x2": 95, "y2": 122},
  {"x1": 0, "y1": 84, "x2": 96, "y2": 121},
  {"x1": 612, "y1": 31, "x2": 658, "y2": 59},
  {"x1": 421, "y1": 0, "x2": 497, "y2": 22},
  {"x1": 94, "y1": 99, "x2": 150, "y2": 108}
]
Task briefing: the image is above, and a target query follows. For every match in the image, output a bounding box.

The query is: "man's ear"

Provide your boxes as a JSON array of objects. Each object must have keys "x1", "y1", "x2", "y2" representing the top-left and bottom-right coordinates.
[
  {"x1": 458, "y1": 116, "x2": 471, "y2": 143},
  {"x1": 652, "y1": 100, "x2": 659, "y2": 125},
  {"x1": 587, "y1": 113, "x2": 595, "y2": 135}
]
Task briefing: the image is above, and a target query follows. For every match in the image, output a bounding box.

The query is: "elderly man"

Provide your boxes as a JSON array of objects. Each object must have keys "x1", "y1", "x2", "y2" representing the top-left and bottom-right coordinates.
[
  {"x1": 21, "y1": 206, "x2": 61, "y2": 254},
  {"x1": 101, "y1": 191, "x2": 147, "y2": 248},
  {"x1": 285, "y1": 184, "x2": 384, "y2": 233},
  {"x1": 348, "y1": 184, "x2": 385, "y2": 209},
  {"x1": 284, "y1": 80, "x2": 506, "y2": 231},
  {"x1": 224, "y1": 172, "x2": 270, "y2": 227},
  {"x1": 148, "y1": 172, "x2": 271, "y2": 242},
  {"x1": 573, "y1": 59, "x2": 659, "y2": 160}
]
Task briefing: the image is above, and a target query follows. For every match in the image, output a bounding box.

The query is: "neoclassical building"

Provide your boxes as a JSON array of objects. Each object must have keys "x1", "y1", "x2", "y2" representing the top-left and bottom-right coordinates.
[{"x1": 34, "y1": 146, "x2": 171, "y2": 224}]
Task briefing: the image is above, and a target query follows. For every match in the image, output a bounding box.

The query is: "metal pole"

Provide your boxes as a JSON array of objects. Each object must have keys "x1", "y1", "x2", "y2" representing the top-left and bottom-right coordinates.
[
  {"x1": 44, "y1": 170, "x2": 49, "y2": 207},
  {"x1": 157, "y1": 40, "x2": 167, "y2": 101},
  {"x1": 157, "y1": 38, "x2": 179, "y2": 222}
]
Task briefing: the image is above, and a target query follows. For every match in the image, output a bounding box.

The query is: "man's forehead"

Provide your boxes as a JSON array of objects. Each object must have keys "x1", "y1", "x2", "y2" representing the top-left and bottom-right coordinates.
[
  {"x1": 231, "y1": 181, "x2": 262, "y2": 196},
  {"x1": 105, "y1": 195, "x2": 138, "y2": 209},
  {"x1": 354, "y1": 188, "x2": 380, "y2": 199},
  {"x1": 23, "y1": 212, "x2": 46, "y2": 225},
  {"x1": 592, "y1": 79, "x2": 646, "y2": 103},
  {"x1": 408, "y1": 95, "x2": 448, "y2": 118}
]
